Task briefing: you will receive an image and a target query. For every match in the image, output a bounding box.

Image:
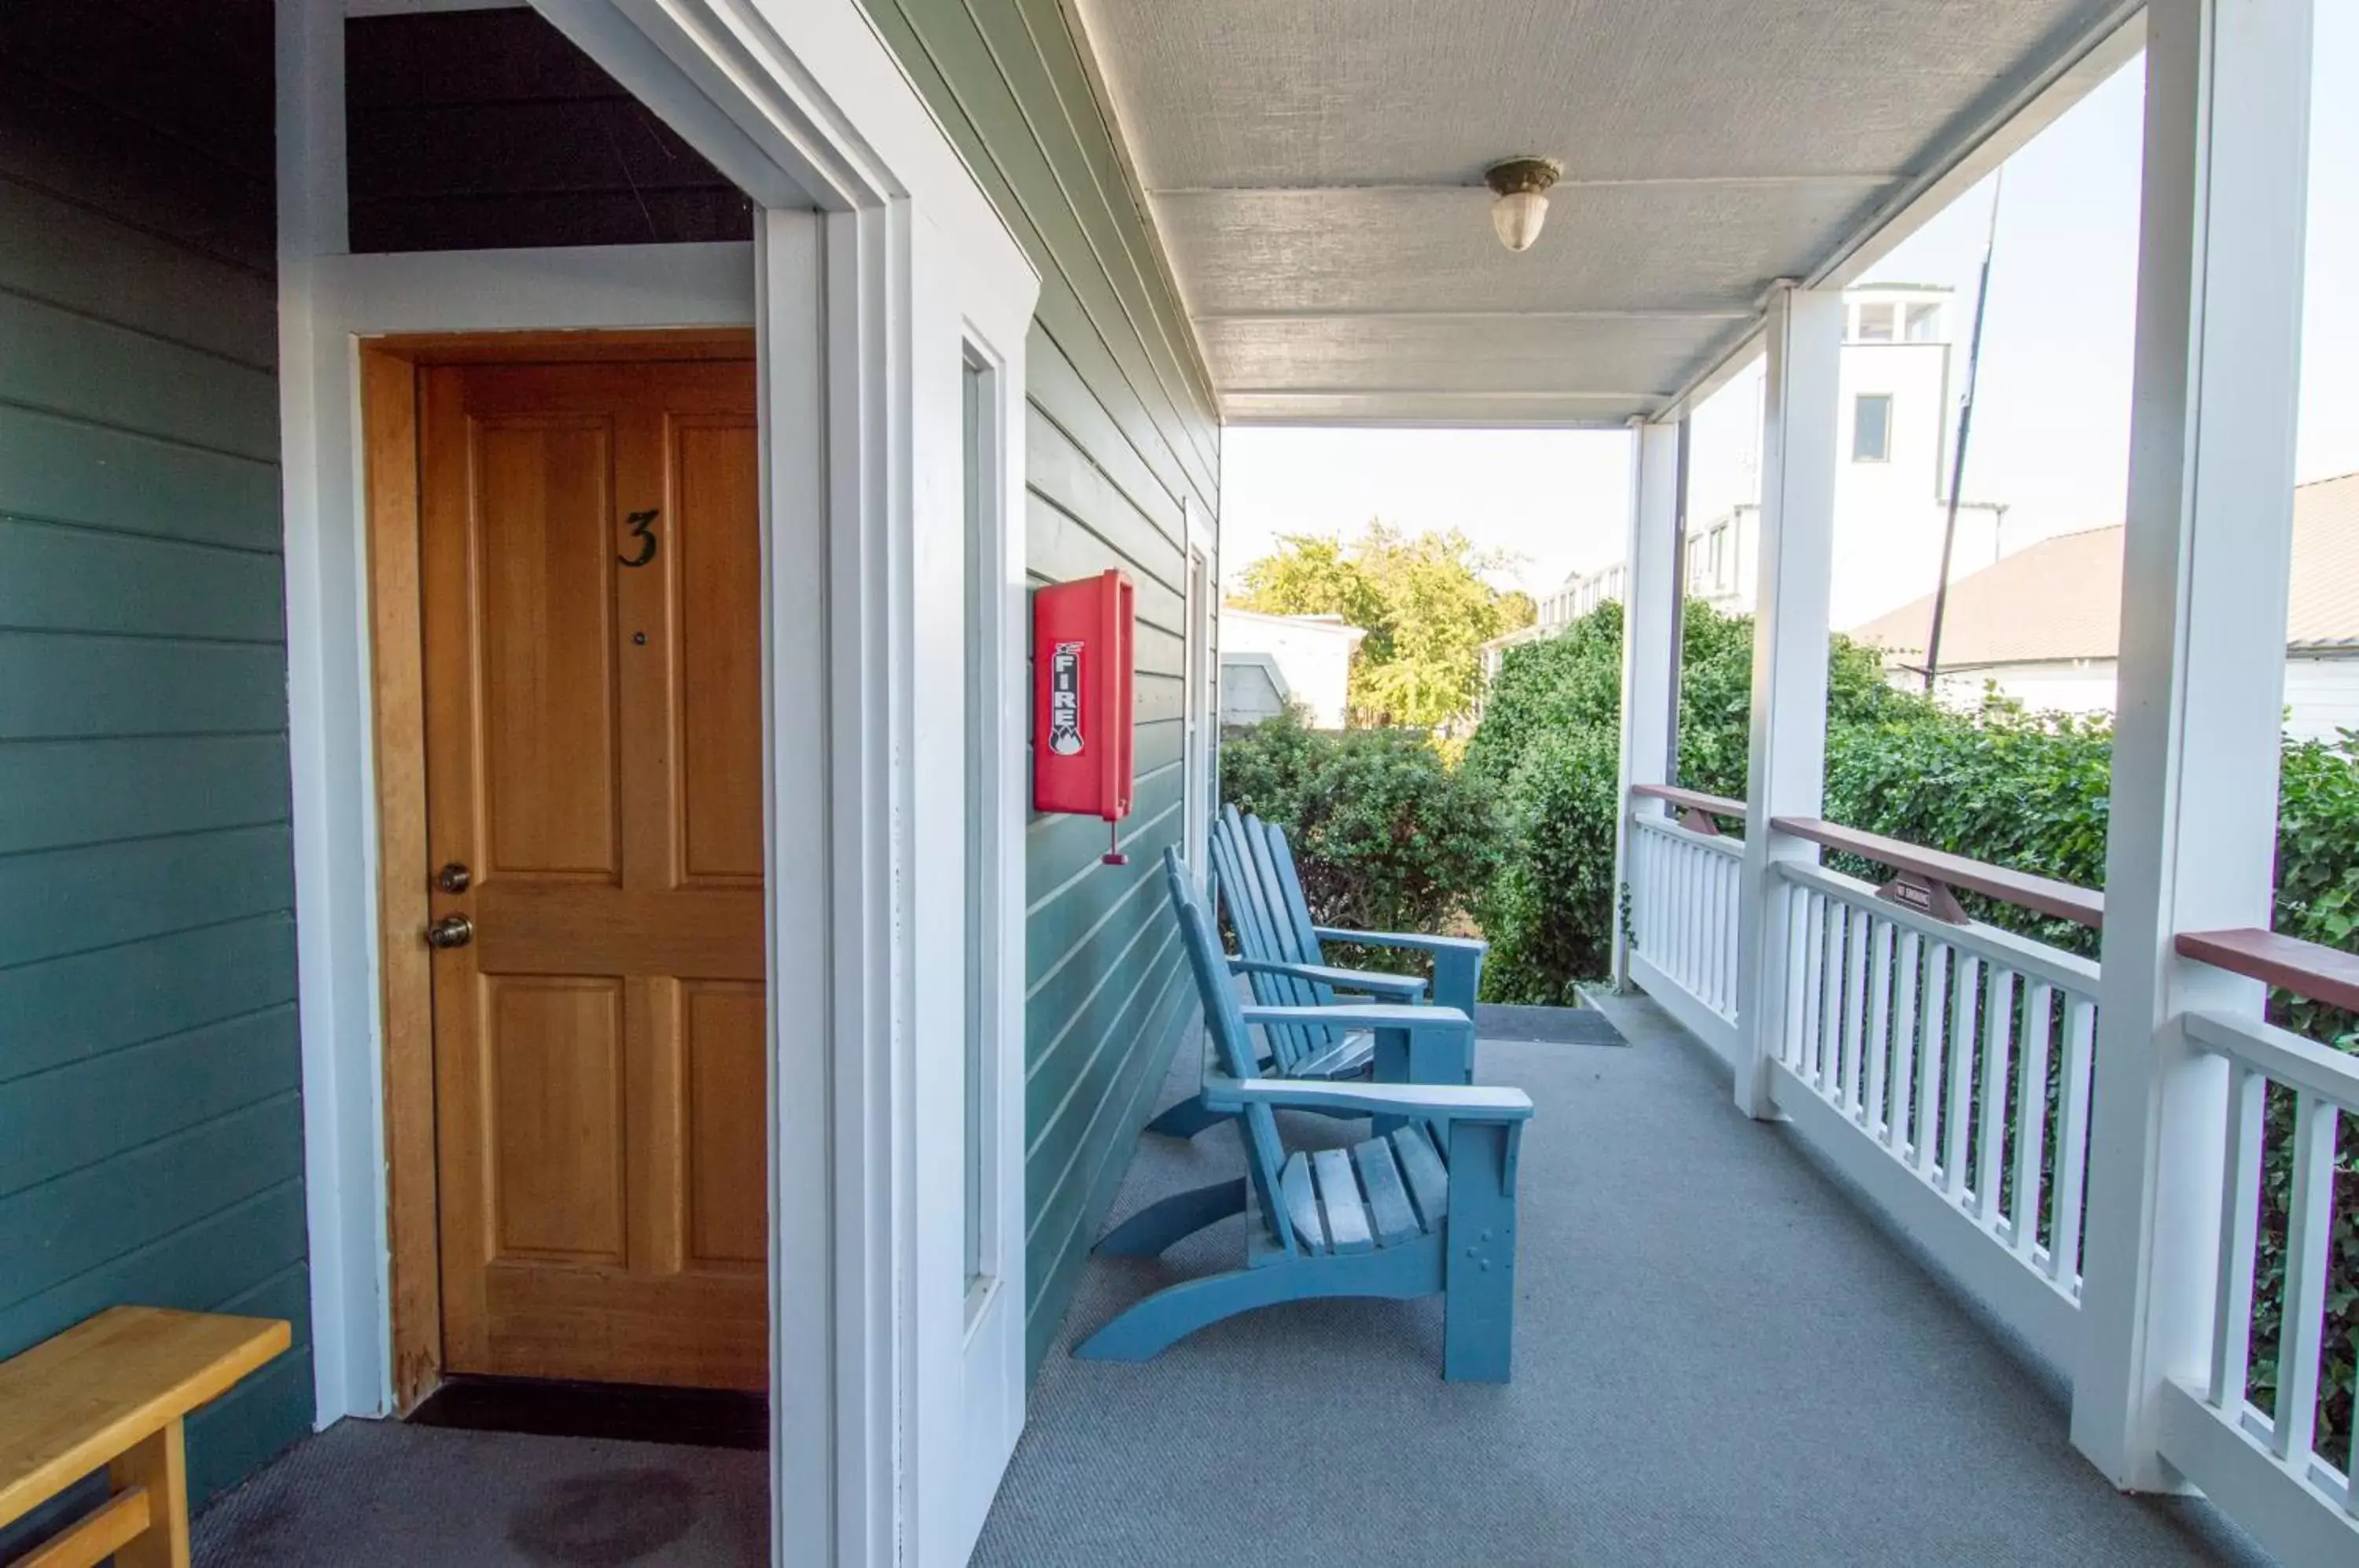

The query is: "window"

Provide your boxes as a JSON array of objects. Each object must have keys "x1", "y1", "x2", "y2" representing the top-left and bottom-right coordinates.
[
  {"x1": 1853, "y1": 393, "x2": 1893, "y2": 462},
  {"x1": 1854, "y1": 303, "x2": 1896, "y2": 342},
  {"x1": 1904, "y1": 302, "x2": 1941, "y2": 342}
]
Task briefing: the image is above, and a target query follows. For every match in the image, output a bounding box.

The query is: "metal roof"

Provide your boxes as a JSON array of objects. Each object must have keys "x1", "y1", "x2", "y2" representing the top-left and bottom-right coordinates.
[
  {"x1": 1067, "y1": 0, "x2": 2140, "y2": 426},
  {"x1": 1853, "y1": 473, "x2": 2359, "y2": 667}
]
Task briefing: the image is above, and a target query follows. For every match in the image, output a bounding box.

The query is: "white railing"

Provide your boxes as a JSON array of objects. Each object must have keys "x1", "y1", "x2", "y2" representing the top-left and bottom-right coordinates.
[
  {"x1": 1625, "y1": 798, "x2": 1743, "y2": 1061},
  {"x1": 2155, "y1": 946, "x2": 2359, "y2": 1566},
  {"x1": 1614, "y1": 785, "x2": 2359, "y2": 1562},
  {"x1": 1765, "y1": 859, "x2": 2100, "y2": 1370}
]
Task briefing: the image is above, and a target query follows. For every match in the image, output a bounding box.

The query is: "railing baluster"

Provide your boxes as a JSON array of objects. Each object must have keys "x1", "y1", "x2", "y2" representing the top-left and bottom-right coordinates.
[
  {"x1": 1724, "y1": 859, "x2": 1740, "y2": 1015},
  {"x1": 1913, "y1": 941, "x2": 1949, "y2": 1178},
  {"x1": 2271, "y1": 1090, "x2": 2338, "y2": 1466},
  {"x1": 1889, "y1": 929, "x2": 1920, "y2": 1154},
  {"x1": 1632, "y1": 826, "x2": 1649, "y2": 958},
  {"x1": 2209, "y1": 1062, "x2": 2265, "y2": 1412},
  {"x1": 1779, "y1": 883, "x2": 1807, "y2": 1060},
  {"x1": 1840, "y1": 907, "x2": 1869, "y2": 1117},
  {"x1": 1975, "y1": 967, "x2": 2017, "y2": 1228},
  {"x1": 2048, "y1": 994, "x2": 2096, "y2": 1291},
  {"x1": 1865, "y1": 918, "x2": 1894, "y2": 1138},
  {"x1": 1702, "y1": 847, "x2": 1720, "y2": 1008},
  {"x1": 2009, "y1": 982, "x2": 2054, "y2": 1261},
  {"x1": 1796, "y1": 890, "x2": 1825, "y2": 1073},
  {"x1": 1942, "y1": 954, "x2": 1980, "y2": 1200},
  {"x1": 1816, "y1": 896, "x2": 1843, "y2": 1090},
  {"x1": 1653, "y1": 830, "x2": 1669, "y2": 963},
  {"x1": 1675, "y1": 838, "x2": 1695, "y2": 989}
]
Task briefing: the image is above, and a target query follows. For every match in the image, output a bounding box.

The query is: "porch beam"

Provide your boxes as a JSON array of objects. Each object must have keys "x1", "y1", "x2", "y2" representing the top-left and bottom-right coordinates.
[
  {"x1": 2071, "y1": 0, "x2": 2313, "y2": 1491},
  {"x1": 1730, "y1": 284, "x2": 1843, "y2": 1118},
  {"x1": 1613, "y1": 418, "x2": 1685, "y2": 990}
]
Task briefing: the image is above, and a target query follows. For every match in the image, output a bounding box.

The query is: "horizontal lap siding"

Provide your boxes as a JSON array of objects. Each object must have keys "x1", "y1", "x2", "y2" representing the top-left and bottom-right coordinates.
[
  {"x1": 861, "y1": 0, "x2": 1220, "y2": 1375},
  {"x1": 0, "y1": 0, "x2": 309, "y2": 1516}
]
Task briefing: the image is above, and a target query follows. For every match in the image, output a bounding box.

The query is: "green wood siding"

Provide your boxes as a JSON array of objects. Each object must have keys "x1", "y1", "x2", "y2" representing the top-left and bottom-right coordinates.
[
  {"x1": 0, "y1": 0, "x2": 311, "y2": 1512},
  {"x1": 861, "y1": 0, "x2": 1221, "y2": 1375}
]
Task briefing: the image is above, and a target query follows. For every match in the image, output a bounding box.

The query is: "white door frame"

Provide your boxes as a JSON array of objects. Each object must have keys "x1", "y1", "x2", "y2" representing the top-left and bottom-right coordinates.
[
  {"x1": 1181, "y1": 499, "x2": 1216, "y2": 891},
  {"x1": 274, "y1": 3, "x2": 1039, "y2": 1564}
]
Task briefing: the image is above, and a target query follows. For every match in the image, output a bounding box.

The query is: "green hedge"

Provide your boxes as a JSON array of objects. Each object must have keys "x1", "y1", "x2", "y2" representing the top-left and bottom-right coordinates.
[{"x1": 1217, "y1": 709, "x2": 1500, "y2": 945}]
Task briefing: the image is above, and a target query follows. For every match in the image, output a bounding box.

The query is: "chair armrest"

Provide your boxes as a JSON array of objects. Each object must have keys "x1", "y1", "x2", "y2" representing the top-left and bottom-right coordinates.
[
  {"x1": 1312, "y1": 928, "x2": 1489, "y2": 958},
  {"x1": 1201, "y1": 1073, "x2": 1533, "y2": 1124},
  {"x1": 1240, "y1": 1003, "x2": 1470, "y2": 1035},
  {"x1": 1225, "y1": 957, "x2": 1426, "y2": 999}
]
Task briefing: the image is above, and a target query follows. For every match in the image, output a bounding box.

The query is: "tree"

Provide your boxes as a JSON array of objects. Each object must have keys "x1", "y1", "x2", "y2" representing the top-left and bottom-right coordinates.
[{"x1": 1230, "y1": 521, "x2": 1525, "y2": 730}]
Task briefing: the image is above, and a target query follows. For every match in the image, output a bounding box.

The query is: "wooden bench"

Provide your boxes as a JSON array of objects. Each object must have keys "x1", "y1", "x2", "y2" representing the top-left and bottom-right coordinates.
[{"x1": 0, "y1": 1307, "x2": 289, "y2": 1568}]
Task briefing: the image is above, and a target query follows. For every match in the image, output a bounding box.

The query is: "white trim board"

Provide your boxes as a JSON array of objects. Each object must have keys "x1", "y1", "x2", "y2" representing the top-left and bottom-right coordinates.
[
  {"x1": 275, "y1": 2, "x2": 1040, "y2": 1565},
  {"x1": 279, "y1": 238, "x2": 762, "y2": 1434}
]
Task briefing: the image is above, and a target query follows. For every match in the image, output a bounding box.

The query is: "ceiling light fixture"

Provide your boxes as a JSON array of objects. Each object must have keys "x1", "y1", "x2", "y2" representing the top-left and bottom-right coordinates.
[{"x1": 1485, "y1": 156, "x2": 1562, "y2": 252}]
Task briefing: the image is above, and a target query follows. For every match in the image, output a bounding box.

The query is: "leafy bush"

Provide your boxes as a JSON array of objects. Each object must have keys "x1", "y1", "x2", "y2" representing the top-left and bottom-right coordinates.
[
  {"x1": 1822, "y1": 706, "x2": 2114, "y2": 958},
  {"x1": 1466, "y1": 598, "x2": 1921, "y2": 1001},
  {"x1": 1473, "y1": 726, "x2": 1622, "y2": 1005},
  {"x1": 1217, "y1": 710, "x2": 1500, "y2": 942}
]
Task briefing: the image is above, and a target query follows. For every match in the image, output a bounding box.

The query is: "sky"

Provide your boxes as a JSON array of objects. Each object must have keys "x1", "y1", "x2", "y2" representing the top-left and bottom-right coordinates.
[{"x1": 1218, "y1": 12, "x2": 2358, "y2": 599}]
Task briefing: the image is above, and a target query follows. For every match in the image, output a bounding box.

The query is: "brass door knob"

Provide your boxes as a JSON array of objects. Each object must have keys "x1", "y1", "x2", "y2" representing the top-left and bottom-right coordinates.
[{"x1": 425, "y1": 915, "x2": 474, "y2": 950}]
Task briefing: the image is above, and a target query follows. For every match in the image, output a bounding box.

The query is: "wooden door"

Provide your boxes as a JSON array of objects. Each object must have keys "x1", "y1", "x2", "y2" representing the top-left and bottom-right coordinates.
[{"x1": 418, "y1": 357, "x2": 767, "y2": 1389}]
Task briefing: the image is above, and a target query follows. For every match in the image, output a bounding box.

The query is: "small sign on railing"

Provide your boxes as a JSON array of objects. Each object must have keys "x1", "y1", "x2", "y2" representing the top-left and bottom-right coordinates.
[{"x1": 1877, "y1": 870, "x2": 1967, "y2": 925}]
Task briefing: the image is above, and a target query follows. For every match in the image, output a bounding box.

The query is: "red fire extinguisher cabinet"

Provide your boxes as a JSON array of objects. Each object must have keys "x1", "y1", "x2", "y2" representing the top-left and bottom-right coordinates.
[{"x1": 1032, "y1": 570, "x2": 1135, "y2": 860}]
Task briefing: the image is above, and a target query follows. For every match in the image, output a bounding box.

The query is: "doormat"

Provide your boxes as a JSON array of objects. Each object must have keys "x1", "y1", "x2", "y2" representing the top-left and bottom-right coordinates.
[
  {"x1": 410, "y1": 1376, "x2": 767, "y2": 1451},
  {"x1": 1473, "y1": 1003, "x2": 1628, "y2": 1047}
]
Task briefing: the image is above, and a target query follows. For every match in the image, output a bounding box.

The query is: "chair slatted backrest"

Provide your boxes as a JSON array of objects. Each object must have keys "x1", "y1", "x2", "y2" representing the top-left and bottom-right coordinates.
[
  {"x1": 1238, "y1": 814, "x2": 1346, "y2": 1052},
  {"x1": 1164, "y1": 849, "x2": 1294, "y2": 1254},
  {"x1": 1254, "y1": 815, "x2": 1334, "y2": 967},
  {"x1": 1210, "y1": 807, "x2": 1318, "y2": 1069}
]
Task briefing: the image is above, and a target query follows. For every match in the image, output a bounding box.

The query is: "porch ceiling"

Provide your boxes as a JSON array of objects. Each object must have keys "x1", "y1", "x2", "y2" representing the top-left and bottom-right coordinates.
[{"x1": 1069, "y1": 0, "x2": 2138, "y2": 427}]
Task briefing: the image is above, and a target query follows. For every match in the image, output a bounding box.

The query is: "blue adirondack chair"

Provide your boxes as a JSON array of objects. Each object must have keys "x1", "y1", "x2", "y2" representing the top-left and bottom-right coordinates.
[
  {"x1": 1142, "y1": 812, "x2": 1457, "y2": 1139},
  {"x1": 1077, "y1": 848, "x2": 1533, "y2": 1382}
]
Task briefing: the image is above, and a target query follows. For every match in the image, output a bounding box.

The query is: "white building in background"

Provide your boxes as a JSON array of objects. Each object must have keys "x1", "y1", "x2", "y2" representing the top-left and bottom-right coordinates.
[
  {"x1": 1219, "y1": 608, "x2": 1365, "y2": 730},
  {"x1": 1483, "y1": 284, "x2": 2011, "y2": 690},
  {"x1": 1854, "y1": 472, "x2": 2359, "y2": 741}
]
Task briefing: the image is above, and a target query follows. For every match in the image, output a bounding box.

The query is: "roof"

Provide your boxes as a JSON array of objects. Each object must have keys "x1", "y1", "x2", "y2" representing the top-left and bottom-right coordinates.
[
  {"x1": 1853, "y1": 473, "x2": 2359, "y2": 666},
  {"x1": 1220, "y1": 607, "x2": 1369, "y2": 644},
  {"x1": 1068, "y1": 0, "x2": 2136, "y2": 428}
]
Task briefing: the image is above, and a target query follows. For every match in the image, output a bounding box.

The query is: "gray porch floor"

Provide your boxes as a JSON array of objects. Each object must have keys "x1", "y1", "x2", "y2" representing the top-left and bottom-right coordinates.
[
  {"x1": 192, "y1": 996, "x2": 2257, "y2": 1566},
  {"x1": 975, "y1": 993, "x2": 2254, "y2": 1567}
]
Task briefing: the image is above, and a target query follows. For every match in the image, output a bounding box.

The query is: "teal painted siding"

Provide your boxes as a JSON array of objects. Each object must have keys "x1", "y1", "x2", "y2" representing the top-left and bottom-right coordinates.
[
  {"x1": 0, "y1": 0, "x2": 311, "y2": 1512},
  {"x1": 860, "y1": 0, "x2": 1221, "y2": 1374}
]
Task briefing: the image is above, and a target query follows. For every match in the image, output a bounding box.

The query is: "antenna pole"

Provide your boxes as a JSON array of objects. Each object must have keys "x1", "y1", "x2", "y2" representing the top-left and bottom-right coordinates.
[{"x1": 1924, "y1": 171, "x2": 2003, "y2": 694}]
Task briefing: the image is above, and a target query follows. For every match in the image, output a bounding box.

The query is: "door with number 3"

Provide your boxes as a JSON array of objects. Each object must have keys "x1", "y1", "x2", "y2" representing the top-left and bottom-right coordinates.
[{"x1": 418, "y1": 355, "x2": 768, "y2": 1389}]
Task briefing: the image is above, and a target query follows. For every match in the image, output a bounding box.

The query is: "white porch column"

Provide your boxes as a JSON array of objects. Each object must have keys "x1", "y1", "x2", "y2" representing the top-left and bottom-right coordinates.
[
  {"x1": 1613, "y1": 418, "x2": 1685, "y2": 990},
  {"x1": 1731, "y1": 285, "x2": 1842, "y2": 1118},
  {"x1": 2071, "y1": 0, "x2": 2313, "y2": 1489}
]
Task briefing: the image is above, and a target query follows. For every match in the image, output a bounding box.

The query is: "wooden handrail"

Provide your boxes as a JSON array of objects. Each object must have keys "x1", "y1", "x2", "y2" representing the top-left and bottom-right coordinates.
[
  {"x1": 1630, "y1": 784, "x2": 1746, "y2": 819},
  {"x1": 1769, "y1": 815, "x2": 2105, "y2": 929},
  {"x1": 2177, "y1": 927, "x2": 2359, "y2": 1016}
]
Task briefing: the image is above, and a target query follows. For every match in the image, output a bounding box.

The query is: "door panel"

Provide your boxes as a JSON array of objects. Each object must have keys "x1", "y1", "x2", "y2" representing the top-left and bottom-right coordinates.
[
  {"x1": 474, "y1": 418, "x2": 619, "y2": 879},
  {"x1": 489, "y1": 977, "x2": 627, "y2": 1261},
  {"x1": 420, "y1": 356, "x2": 766, "y2": 1391}
]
